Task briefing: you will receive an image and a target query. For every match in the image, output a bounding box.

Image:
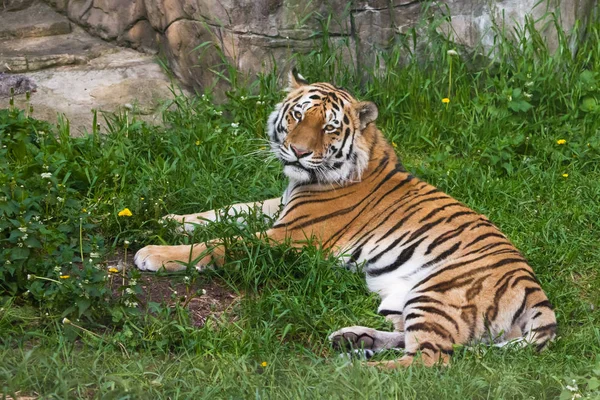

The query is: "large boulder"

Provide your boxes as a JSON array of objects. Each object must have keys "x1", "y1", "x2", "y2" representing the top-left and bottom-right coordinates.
[{"x1": 43, "y1": 0, "x2": 599, "y2": 90}]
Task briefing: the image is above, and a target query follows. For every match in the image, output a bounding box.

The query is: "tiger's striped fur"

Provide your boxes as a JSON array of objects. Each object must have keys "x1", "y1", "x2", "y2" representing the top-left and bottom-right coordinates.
[{"x1": 134, "y1": 70, "x2": 556, "y2": 367}]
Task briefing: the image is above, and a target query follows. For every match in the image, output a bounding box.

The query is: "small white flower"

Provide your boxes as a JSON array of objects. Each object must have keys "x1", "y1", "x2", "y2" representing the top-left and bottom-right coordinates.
[
  {"x1": 124, "y1": 240, "x2": 130, "y2": 246},
  {"x1": 202, "y1": 289, "x2": 207, "y2": 296},
  {"x1": 183, "y1": 276, "x2": 191, "y2": 284},
  {"x1": 507, "y1": 95, "x2": 513, "y2": 102},
  {"x1": 18, "y1": 227, "x2": 27, "y2": 233},
  {"x1": 525, "y1": 81, "x2": 534, "y2": 87},
  {"x1": 41, "y1": 172, "x2": 52, "y2": 179},
  {"x1": 21, "y1": 234, "x2": 28, "y2": 241},
  {"x1": 57, "y1": 197, "x2": 64, "y2": 202},
  {"x1": 566, "y1": 384, "x2": 578, "y2": 392},
  {"x1": 130, "y1": 279, "x2": 137, "y2": 286},
  {"x1": 17, "y1": 242, "x2": 23, "y2": 247},
  {"x1": 524, "y1": 92, "x2": 532, "y2": 100},
  {"x1": 54, "y1": 266, "x2": 61, "y2": 273},
  {"x1": 62, "y1": 317, "x2": 71, "y2": 324},
  {"x1": 447, "y1": 49, "x2": 458, "y2": 56},
  {"x1": 231, "y1": 122, "x2": 239, "y2": 129},
  {"x1": 90, "y1": 252, "x2": 100, "y2": 258},
  {"x1": 125, "y1": 288, "x2": 134, "y2": 295},
  {"x1": 27, "y1": 274, "x2": 32, "y2": 279}
]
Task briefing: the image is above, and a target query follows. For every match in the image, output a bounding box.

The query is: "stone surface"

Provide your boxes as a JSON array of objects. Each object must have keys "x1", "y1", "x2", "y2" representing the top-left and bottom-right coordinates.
[
  {"x1": 38, "y1": 0, "x2": 599, "y2": 90},
  {"x1": 438, "y1": 0, "x2": 598, "y2": 55},
  {"x1": 0, "y1": 1, "x2": 184, "y2": 134},
  {"x1": 0, "y1": 2, "x2": 71, "y2": 40},
  {"x1": 0, "y1": 50, "x2": 180, "y2": 134},
  {"x1": 1, "y1": 0, "x2": 35, "y2": 11},
  {"x1": 0, "y1": 26, "x2": 115, "y2": 72}
]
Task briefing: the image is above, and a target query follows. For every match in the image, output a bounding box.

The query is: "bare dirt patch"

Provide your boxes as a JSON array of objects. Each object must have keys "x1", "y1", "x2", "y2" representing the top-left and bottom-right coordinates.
[{"x1": 106, "y1": 249, "x2": 239, "y2": 327}]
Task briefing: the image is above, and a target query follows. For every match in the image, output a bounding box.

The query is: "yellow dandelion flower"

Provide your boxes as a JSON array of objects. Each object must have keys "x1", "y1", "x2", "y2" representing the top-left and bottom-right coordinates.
[
  {"x1": 562, "y1": 173, "x2": 569, "y2": 178},
  {"x1": 442, "y1": 98, "x2": 450, "y2": 104},
  {"x1": 195, "y1": 140, "x2": 201, "y2": 146},
  {"x1": 392, "y1": 142, "x2": 398, "y2": 148},
  {"x1": 140, "y1": 197, "x2": 144, "y2": 201},
  {"x1": 118, "y1": 208, "x2": 133, "y2": 217},
  {"x1": 556, "y1": 139, "x2": 567, "y2": 145},
  {"x1": 59, "y1": 275, "x2": 70, "y2": 279},
  {"x1": 261, "y1": 361, "x2": 268, "y2": 367},
  {"x1": 108, "y1": 267, "x2": 119, "y2": 273}
]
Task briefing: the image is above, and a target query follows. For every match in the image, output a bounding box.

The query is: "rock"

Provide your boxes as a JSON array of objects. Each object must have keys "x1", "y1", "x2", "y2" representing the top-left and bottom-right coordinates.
[
  {"x1": 120, "y1": 19, "x2": 159, "y2": 53},
  {"x1": 0, "y1": 2, "x2": 71, "y2": 40},
  {"x1": 0, "y1": 26, "x2": 115, "y2": 72},
  {"x1": 37, "y1": 0, "x2": 598, "y2": 91},
  {"x1": 0, "y1": 72, "x2": 37, "y2": 97},
  {"x1": 78, "y1": 0, "x2": 147, "y2": 40},
  {"x1": 437, "y1": 0, "x2": 598, "y2": 54},
  {"x1": 0, "y1": 49, "x2": 182, "y2": 134},
  {"x1": 143, "y1": 0, "x2": 188, "y2": 31},
  {"x1": 1, "y1": 0, "x2": 35, "y2": 11}
]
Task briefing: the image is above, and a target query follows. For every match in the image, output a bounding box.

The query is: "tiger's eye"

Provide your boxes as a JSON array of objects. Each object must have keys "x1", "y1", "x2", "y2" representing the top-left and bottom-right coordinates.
[
  {"x1": 293, "y1": 111, "x2": 302, "y2": 120},
  {"x1": 324, "y1": 124, "x2": 336, "y2": 132}
]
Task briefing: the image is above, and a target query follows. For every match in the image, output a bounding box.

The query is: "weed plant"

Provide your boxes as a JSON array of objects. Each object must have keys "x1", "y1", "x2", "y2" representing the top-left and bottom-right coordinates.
[{"x1": 1, "y1": 8, "x2": 600, "y2": 399}]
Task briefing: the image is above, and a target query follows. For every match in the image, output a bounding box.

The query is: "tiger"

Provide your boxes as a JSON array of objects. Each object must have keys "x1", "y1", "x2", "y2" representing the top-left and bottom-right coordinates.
[{"x1": 134, "y1": 69, "x2": 557, "y2": 367}]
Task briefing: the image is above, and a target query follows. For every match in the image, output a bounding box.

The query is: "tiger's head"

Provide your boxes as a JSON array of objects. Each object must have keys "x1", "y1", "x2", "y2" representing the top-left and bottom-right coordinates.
[{"x1": 267, "y1": 69, "x2": 379, "y2": 184}]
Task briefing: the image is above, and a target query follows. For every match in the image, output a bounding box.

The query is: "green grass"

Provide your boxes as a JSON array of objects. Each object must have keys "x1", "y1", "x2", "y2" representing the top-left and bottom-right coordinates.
[{"x1": 2, "y1": 11, "x2": 600, "y2": 399}]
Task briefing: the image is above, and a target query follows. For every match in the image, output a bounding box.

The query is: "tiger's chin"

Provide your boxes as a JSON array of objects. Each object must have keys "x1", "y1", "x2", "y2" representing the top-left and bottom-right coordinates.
[{"x1": 283, "y1": 164, "x2": 313, "y2": 183}]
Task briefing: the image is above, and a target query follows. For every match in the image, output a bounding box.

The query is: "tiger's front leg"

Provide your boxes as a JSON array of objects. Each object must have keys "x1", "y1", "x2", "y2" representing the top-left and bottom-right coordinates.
[
  {"x1": 134, "y1": 198, "x2": 282, "y2": 272},
  {"x1": 164, "y1": 197, "x2": 282, "y2": 233}
]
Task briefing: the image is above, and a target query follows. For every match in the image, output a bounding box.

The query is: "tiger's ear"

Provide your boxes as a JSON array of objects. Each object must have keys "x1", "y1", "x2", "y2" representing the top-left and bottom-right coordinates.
[
  {"x1": 288, "y1": 68, "x2": 309, "y2": 90},
  {"x1": 353, "y1": 101, "x2": 378, "y2": 130}
]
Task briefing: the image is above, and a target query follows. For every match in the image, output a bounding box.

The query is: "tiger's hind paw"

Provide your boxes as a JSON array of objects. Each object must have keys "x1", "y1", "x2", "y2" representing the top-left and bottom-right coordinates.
[
  {"x1": 329, "y1": 326, "x2": 405, "y2": 353},
  {"x1": 329, "y1": 326, "x2": 378, "y2": 351}
]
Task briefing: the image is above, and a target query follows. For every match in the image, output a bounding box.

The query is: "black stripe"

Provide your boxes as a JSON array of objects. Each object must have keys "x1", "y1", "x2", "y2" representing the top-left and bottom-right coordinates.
[
  {"x1": 464, "y1": 233, "x2": 507, "y2": 249},
  {"x1": 425, "y1": 221, "x2": 474, "y2": 255},
  {"x1": 367, "y1": 237, "x2": 426, "y2": 277},
  {"x1": 510, "y1": 275, "x2": 539, "y2": 288},
  {"x1": 406, "y1": 322, "x2": 454, "y2": 341},
  {"x1": 413, "y1": 305, "x2": 459, "y2": 332},
  {"x1": 511, "y1": 287, "x2": 542, "y2": 325},
  {"x1": 420, "y1": 241, "x2": 461, "y2": 270},
  {"x1": 405, "y1": 217, "x2": 447, "y2": 243},
  {"x1": 419, "y1": 202, "x2": 462, "y2": 223},
  {"x1": 404, "y1": 312, "x2": 422, "y2": 321},
  {"x1": 445, "y1": 210, "x2": 476, "y2": 223},
  {"x1": 404, "y1": 295, "x2": 443, "y2": 307},
  {"x1": 379, "y1": 309, "x2": 403, "y2": 316},
  {"x1": 466, "y1": 275, "x2": 488, "y2": 300},
  {"x1": 532, "y1": 300, "x2": 554, "y2": 310},
  {"x1": 367, "y1": 231, "x2": 410, "y2": 264},
  {"x1": 532, "y1": 323, "x2": 557, "y2": 333}
]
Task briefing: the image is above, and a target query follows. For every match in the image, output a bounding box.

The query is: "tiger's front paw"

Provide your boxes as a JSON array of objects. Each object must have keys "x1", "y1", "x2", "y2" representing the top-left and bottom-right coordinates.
[
  {"x1": 134, "y1": 245, "x2": 183, "y2": 271},
  {"x1": 134, "y1": 245, "x2": 210, "y2": 272}
]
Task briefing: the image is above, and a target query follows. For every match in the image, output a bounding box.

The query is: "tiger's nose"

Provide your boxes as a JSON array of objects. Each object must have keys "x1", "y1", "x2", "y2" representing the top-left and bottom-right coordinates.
[{"x1": 290, "y1": 144, "x2": 312, "y2": 159}]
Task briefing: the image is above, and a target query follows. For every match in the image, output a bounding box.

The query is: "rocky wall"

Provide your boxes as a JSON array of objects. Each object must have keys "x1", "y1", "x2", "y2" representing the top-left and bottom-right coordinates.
[{"x1": 43, "y1": 0, "x2": 599, "y2": 90}]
